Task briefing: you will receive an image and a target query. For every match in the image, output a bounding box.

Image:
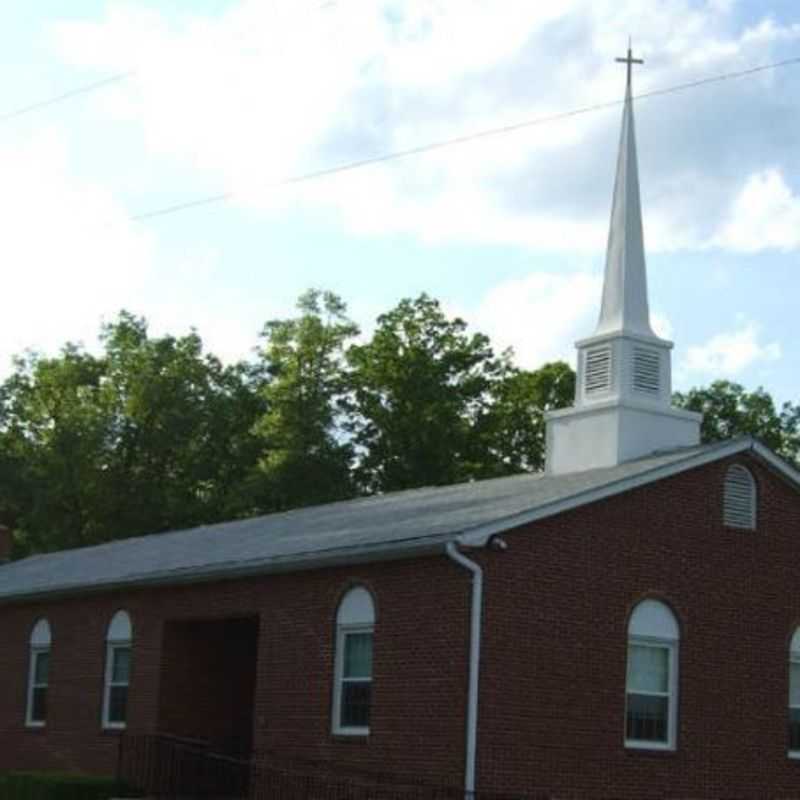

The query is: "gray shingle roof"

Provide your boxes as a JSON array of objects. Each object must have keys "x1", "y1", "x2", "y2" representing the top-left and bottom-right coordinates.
[{"x1": 0, "y1": 438, "x2": 779, "y2": 604}]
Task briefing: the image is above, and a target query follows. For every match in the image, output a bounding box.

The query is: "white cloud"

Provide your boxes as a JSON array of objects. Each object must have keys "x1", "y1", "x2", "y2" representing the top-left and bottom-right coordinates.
[
  {"x1": 711, "y1": 169, "x2": 800, "y2": 252},
  {"x1": 0, "y1": 130, "x2": 156, "y2": 372},
  {"x1": 459, "y1": 274, "x2": 675, "y2": 373},
  {"x1": 49, "y1": 0, "x2": 800, "y2": 253},
  {"x1": 681, "y1": 320, "x2": 782, "y2": 377},
  {"x1": 651, "y1": 311, "x2": 674, "y2": 341},
  {"x1": 463, "y1": 271, "x2": 601, "y2": 368},
  {"x1": 0, "y1": 129, "x2": 263, "y2": 377}
]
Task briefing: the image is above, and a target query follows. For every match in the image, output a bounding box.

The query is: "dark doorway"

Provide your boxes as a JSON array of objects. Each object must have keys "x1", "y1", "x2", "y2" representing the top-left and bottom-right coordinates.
[{"x1": 158, "y1": 616, "x2": 259, "y2": 758}]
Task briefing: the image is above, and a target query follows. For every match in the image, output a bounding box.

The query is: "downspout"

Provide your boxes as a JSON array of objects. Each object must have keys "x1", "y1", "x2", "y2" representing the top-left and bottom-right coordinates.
[{"x1": 446, "y1": 541, "x2": 483, "y2": 798}]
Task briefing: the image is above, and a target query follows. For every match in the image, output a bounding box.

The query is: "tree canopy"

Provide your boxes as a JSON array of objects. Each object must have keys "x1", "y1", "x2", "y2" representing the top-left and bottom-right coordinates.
[
  {"x1": 253, "y1": 289, "x2": 358, "y2": 511},
  {"x1": 346, "y1": 294, "x2": 507, "y2": 492},
  {"x1": 0, "y1": 313, "x2": 264, "y2": 554},
  {"x1": 0, "y1": 292, "x2": 795, "y2": 557},
  {"x1": 673, "y1": 381, "x2": 799, "y2": 466}
]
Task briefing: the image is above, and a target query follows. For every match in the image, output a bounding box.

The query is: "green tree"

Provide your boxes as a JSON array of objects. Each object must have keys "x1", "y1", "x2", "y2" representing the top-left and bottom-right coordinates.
[
  {"x1": 0, "y1": 312, "x2": 264, "y2": 554},
  {"x1": 98, "y1": 312, "x2": 264, "y2": 536},
  {"x1": 674, "y1": 380, "x2": 799, "y2": 465},
  {"x1": 0, "y1": 346, "x2": 110, "y2": 553},
  {"x1": 346, "y1": 294, "x2": 507, "y2": 492},
  {"x1": 252, "y1": 290, "x2": 358, "y2": 510},
  {"x1": 475, "y1": 361, "x2": 575, "y2": 474}
]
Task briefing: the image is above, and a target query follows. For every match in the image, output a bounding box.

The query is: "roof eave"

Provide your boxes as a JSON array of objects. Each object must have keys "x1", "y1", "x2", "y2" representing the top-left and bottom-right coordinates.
[
  {"x1": 750, "y1": 440, "x2": 800, "y2": 486},
  {"x1": 0, "y1": 534, "x2": 454, "y2": 607}
]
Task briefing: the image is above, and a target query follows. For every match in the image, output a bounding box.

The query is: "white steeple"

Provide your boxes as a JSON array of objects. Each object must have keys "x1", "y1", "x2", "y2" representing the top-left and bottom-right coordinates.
[
  {"x1": 596, "y1": 46, "x2": 655, "y2": 339},
  {"x1": 544, "y1": 45, "x2": 701, "y2": 475}
]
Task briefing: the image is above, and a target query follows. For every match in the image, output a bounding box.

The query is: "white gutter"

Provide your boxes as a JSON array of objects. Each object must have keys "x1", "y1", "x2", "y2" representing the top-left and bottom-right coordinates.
[{"x1": 446, "y1": 541, "x2": 483, "y2": 798}]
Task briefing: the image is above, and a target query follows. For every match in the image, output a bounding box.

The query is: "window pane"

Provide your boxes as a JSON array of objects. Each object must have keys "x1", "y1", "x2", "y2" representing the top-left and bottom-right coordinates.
[
  {"x1": 344, "y1": 633, "x2": 373, "y2": 679},
  {"x1": 112, "y1": 647, "x2": 131, "y2": 684},
  {"x1": 790, "y1": 708, "x2": 800, "y2": 751},
  {"x1": 626, "y1": 693, "x2": 669, "y2": 743},
  {"x1": 108, "y1": 685, "x2": 128, "y2": 724},
  {"x1": 790, "y1": 663, "x2": 800, "y2": 707},
  {"x1": 31, "y1": 687, "x2": 47, "y2": 723},
  {"x1": 627, "y1": 645, "x2": 669, "y2": 693},
  {"x1": 34, "y1": 651, "x2": 49, "y2": 685},
  {"x1": 340, "y1": 680, "x2": 371, "y2": 729}
]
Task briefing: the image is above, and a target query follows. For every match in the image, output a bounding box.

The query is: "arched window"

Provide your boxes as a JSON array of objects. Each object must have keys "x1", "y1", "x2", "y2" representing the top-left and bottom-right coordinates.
[
  {"x1": 625, "y1": 599, "x2": 679, "y2": 750},
  {"x1": 723, "y1": 465, "x2": 757, "y2": 530},
  {"x1": 332, "y1": 587, "x2": 375, "y2": 736},
  {"x1": 789, "y1": 629, "x2": 800, "y2": 757},
  {"x1": 26, "y1": 619, "x2": 51, "y2": 727},
  {"x1": 102, "y1": 610, "x2": 132, "y2": 729}
]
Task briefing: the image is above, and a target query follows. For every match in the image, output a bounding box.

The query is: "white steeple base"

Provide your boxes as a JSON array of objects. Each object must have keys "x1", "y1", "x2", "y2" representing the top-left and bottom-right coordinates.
[{"x1": 546, "y1": 401, "x2": 701, "y2": 475}]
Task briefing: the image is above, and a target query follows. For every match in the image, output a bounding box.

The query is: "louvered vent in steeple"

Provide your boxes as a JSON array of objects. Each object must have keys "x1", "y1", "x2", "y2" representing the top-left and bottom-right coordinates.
[
  {"x1": 585, "y1": 346, "x2": 612, "y2": 396},
  {"x1": 632, "y1": 347, "x2": 660, "y2": 395}
]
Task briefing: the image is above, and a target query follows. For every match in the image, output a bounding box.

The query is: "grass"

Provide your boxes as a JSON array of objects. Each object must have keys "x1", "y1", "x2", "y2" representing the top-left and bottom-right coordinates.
[{"x1": 0, "y1": 771, "x2": 143, "y2": 800}]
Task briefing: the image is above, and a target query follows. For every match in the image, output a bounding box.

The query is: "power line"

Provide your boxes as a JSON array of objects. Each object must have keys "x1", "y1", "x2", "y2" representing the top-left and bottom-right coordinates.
[
  {"x1": 0, "y1": 3, "x2": 335, "y2": 125},
  {"x1": 0, "y1": 71, "x2": 135, "y2": 124},
  {"x1": 129, "y1": 54, "x2": 800, "y2": 224}
]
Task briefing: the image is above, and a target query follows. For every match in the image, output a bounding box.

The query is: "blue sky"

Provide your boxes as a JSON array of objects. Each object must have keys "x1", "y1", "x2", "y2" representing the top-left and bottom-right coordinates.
[{"x1": 0, "y1": 0, "x2": 798, "y2": 404}]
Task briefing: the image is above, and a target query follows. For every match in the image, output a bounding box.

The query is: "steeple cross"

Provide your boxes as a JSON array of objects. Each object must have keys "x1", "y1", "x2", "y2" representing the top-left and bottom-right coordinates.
[{"x1": 615, "y1": 42, "x2": 643, "y2": 88}]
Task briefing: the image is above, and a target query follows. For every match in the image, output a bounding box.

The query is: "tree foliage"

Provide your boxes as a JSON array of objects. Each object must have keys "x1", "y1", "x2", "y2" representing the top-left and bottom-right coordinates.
[
  {"x1": 345, "y1": 295, "x2": 575, "y2": 490},
  {"x1": 0, "y1": 313, "x2": 264, "y2": 555},
  {"x1": 0, "y1": 291, "x2": 795, "y2": 558},
  {"x1": 674, "y1": 380, "x2": 800, "y2": 465},
  {"x1": 346, "y1": 294, "x2": 508, "y2": 492},
  {"x1": 253, "y1": 290, "x2": 358, "y2": 510},
  {"x1": 476, "y1": 361, "x2": 575, "y2": 474}
]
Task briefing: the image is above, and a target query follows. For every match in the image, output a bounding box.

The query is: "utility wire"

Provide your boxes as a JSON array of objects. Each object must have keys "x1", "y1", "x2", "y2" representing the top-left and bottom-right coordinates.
[
  {"x1": 0, "y1": 3, "x2": 335, "y2": 125},
  {"x1": 0, "y1": 71, "x2": 135, "y2": 123},
  {"x1": 130, "y1": 54, "x2": 800, "y2": 224}
]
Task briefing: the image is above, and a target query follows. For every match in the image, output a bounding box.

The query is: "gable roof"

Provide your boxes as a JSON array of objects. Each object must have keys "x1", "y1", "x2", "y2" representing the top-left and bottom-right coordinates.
[{"x1": 0, "y1": 437, "x2": 797, "y2": 604}]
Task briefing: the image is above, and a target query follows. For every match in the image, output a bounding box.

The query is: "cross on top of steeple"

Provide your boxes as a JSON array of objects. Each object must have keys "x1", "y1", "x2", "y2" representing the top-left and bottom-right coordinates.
[{"x1": 615, "y1": 40, "x2": 643, "y2": 88}]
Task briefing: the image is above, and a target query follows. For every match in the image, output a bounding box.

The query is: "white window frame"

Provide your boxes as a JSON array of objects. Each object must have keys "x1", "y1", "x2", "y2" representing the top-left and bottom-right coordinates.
[
  {"x1": 625, "y1": 636, "x2": 678, "y2": 751},
  {"x1": 332, "y1": 623, "x2": 374, "y2": 736},
  {"x1": 26, "y1": 648, "x2": 49, "y2": 727},
  {"x1": 332, "y1": 587, "x2": 375, "y2": 737},
  {"x1": 25, "y1": 618, "x2": 51, "y2": 728},
  {"x1": 789, "y1": 629, "x2": 800, "y2": 759},
  {"x1": 102, "y1": 611, "x2": 132, "y2": 731},
  {"x1": 625, "y1": 600, "x2": 680, "y2": 752},
  {"x1": 25, "y1": 650, "x2": 49, "y2": 728}
]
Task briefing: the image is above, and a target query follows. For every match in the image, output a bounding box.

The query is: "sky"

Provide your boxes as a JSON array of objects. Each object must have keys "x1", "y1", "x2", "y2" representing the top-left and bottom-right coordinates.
[{"x1": 0, "y1": 0, "x2": 798, "y2": 403}]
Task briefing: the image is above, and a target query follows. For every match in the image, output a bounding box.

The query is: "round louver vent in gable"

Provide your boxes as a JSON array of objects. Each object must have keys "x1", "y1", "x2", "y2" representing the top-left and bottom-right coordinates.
[{"x1": 723, "y1": 465, "x2": 757, "y2": 530}]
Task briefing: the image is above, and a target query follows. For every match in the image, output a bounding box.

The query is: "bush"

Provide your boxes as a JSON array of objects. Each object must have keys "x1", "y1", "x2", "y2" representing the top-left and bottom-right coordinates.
[{"x1": 0, "y1": 771, "x2": 142, "y2": 800}]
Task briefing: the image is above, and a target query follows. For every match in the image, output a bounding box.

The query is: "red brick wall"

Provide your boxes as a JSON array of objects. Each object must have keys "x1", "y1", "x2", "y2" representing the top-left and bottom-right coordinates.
[
  {"x1": 1, "y1": 453, "x2": 799, "y2": 798},
  {"x1": 0, "y1": 553, "x2": 471, "y2": 786},
  {"x1": 477, "y1": 455, "x2": 800, "y2": 798}
]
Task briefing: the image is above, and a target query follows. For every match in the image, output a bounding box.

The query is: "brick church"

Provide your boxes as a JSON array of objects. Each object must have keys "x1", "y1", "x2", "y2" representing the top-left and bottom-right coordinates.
[{"x1": 2, "y1": 51, "x2": 800, "y2": 799}]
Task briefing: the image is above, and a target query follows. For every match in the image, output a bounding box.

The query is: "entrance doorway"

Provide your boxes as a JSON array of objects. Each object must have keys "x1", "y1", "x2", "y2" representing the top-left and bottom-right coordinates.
[{"x1": 157, "y1": 616, "x2": 259, "y2": 757}]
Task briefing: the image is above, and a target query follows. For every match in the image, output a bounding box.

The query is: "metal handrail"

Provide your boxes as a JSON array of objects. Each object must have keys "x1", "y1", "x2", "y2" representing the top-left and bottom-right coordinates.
[{"x1": 118, "y1": 732, "x2": 546, "y2": 800}]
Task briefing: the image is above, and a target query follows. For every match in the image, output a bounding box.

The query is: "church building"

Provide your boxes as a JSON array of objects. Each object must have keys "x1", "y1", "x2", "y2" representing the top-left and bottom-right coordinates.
[{"x1": 1, "y1": 50, "x2": 800, "y2": 799}]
